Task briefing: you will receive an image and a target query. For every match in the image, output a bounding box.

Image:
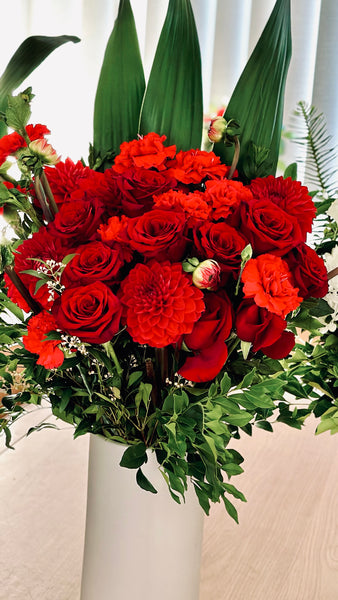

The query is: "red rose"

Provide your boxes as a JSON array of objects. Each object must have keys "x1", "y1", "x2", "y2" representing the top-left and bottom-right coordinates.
[
  {"x1": 23, "y1": 311, "x2": 64, "y2": 369},
  {"x1": 239, "y1": 197, "x2": 303, "y2": 256},
  {"x1": 61, "y1": 241, "x2": 124, "y2": 288},
  {"x1": 242, "y1": 254, "x2": 302, "y2": 318},
  {"x1": 178, "y1": 290, "x2": 233, "y2": 382},
  {"x1": 115, "y1": 167, "x2": 177, "y2": 217},
  {"x1": 249, "y1": 176, "x2": 316, "y2": 239},
  {"x1": 52, "y1": 282, "x2": 122, "y2": 344},
  {"x1": 4, "y1": 228, "x2": 74, "y2": 311},
  {"x1": 166, "y1": 149, "x2": 230, "y2": 184},
  {"x1": 119, "y1": 261, "x2": 205, "y2": 347},
  {"x1": 193, "y1": 221, "x2": 248, "y2": 275},
  {"x1": 125, "y1": 209, "x2": 188, "y2": 261},
  {"x1": 113, "y1": 133, "x2": 176, "y2": 174},
  {"x1": 284, "y1": 243, "x2": 328, "y2": 299},
  {"x1": 70, "y1": 169, "x2": 122, "y2": 218},
  {"x1": 235, "y1": 298, "x2": 295, "y2": 359},
  {"x1": 47, "y1": 199, "x2": 105, "y2": 244}
]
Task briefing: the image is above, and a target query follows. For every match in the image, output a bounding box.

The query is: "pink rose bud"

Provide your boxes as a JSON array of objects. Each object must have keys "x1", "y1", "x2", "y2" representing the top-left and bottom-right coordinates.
[
  {"x1": 192, "y1": 259, "x2": 221, "y2": 290},
  {"x1": 29, "y1": 138, "x2": 61, "y2": 165},
  {"x1": 208, "y1": 116, "x2": 227, "y2": 143}
]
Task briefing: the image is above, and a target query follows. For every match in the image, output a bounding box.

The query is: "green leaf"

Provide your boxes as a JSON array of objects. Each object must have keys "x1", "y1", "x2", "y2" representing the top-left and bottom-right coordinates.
[
  {"x1": 139, "y1": 0, "x2": 203, "y2": 150},
  {"x1": 220, "y1": 372, "x2": 232, "y2": 395},
  {"x1": 136, "y1": 468, "x2": 158, "y2": 494},
  {"x1": 120, "y1": 442, "x2": 147, "y2": 469},
  {"x1": 255, "y1": 420, "x2": 274, "y2": 432},
  {"x1": 93, "y1": 0, "x2": 145, "y2": 167},
  {"x1": 284, "y1": 162, "x2": 297, "y2": 180},
  {"x1": 223, "y1": 496, "x2": 239, "y2": 524},
  {"x1": 214, "y1": 0, "x2": 291, "y2": 180},
  {"x1": 224, "y1": 411, "x2": 253, "y2": 427},
  {"x1": 0, "y1": 35, "x2": 80, "y2": 137}
]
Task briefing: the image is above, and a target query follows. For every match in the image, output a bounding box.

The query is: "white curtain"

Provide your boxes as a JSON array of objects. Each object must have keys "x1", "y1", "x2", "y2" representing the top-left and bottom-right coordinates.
[{"x1": 0, "y1": 0, "x2": 337, "y2": 182}]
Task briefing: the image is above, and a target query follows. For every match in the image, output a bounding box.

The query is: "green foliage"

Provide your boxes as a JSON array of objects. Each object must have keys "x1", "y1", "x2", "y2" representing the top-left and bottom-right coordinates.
[{"x1": 213, "y1": 0, "x2": 291, "y2": 181}]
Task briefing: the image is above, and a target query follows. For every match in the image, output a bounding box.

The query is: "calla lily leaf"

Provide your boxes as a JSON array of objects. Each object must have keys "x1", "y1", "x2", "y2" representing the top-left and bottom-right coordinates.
[
  {"x1": 0, "y1": 35, "x2": 80, "y2": 137},
  {"x1": 93, "y1": 0, "x2": 145, "y2": 169},
  {"x1": 213, "y1": 0, "x2": 291, "y2": 181},
  {"x1": 139, "y1": 0, "x2": 203, "y2": 151}
]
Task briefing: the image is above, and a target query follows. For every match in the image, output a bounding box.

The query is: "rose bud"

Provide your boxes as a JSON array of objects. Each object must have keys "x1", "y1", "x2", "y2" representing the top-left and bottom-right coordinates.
[
  {"x1": 208, "y1": 116, "x2": 227, "y2": 143},
  {"x1": 29, "y1": 138, "x2": 61, "y2": 165},
  {"x1": 192, "y1": 259, "x2": 221, "y2": 290}
]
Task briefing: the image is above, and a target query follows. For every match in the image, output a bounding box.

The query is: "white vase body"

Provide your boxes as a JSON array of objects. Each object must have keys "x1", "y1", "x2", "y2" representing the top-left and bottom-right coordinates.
[{"x1": 80, "y1": 434, "x2": 204, "y2": 600}]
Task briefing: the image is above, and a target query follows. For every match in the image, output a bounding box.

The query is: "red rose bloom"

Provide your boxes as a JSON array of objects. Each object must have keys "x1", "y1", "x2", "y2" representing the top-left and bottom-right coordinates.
[
  {"x1": 204, "y1": 178, "x2": 253, "y2": 221},
  {"x1": 242, "y1": 254, "x2": 302, "y2": 318},
  {"x1": 52, "y1": 282, "x2": 122, "y2": 344},
  {"x1": 193, "y1": 221, "x2": 248, "y2": 275},
  {"x1": 23, "y1": 311, "x2": 64, "y2": 369},
  {"x1": 235, "y1": 298, "x2": 295, "y2": 359},
  {"x1": 249, "y1": 176, "x2": 316, "y2": 239},
  {"x1": 125, "y1": 209, "x2": 188, "y2": 261},
  {"x1": 166, "y1": 149, "x2": 230, "y2": 184},
  {"x1": 0, "y1": 124, "x2": 50, "y2": 165},
  {"x1": 47, "y1": 198, "x2": 105, "y2": 244},
  {"x1": 284, "y1": 243, "x2": 328, "y2": 299},
  {"x1": 239, "y1": 197, "x2": 303, "y2": 256},
  {"x1": 70, "y1": 169, "x2": 122, "y2": 218},
  {"x1": 119, "y1": 261, "x2": 205, "y2": 347},
  {"x1": 115, "y1": 166, "x2": 177, "y2": 217},
  {"x1": 113, "y1": 133, "x2": 176, "y2": 174},
  {"x1": 61, "y1": 241, "x2": 124, "y2": 288},
  {"x1": 178, "y1": 290, "x2": 233, "y2": 382},
  {"x1": 4, "y1": 229, "x2": 73, "y2": 311}
]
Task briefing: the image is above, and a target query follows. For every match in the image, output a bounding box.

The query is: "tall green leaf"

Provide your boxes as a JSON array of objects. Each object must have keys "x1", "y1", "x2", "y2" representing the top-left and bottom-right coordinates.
[
  {"x1": 0, "y1": 35, "x2": 80, "y2": 137},
  {"x1": 214, "y1": 0, "x2": 291, "y2": 181},
  {"x1": 93, "y1": 0, "x2": 145, "y2": 167},
  {"x1": 139, "y1": 0, "x2": 203, "y2": 151}
]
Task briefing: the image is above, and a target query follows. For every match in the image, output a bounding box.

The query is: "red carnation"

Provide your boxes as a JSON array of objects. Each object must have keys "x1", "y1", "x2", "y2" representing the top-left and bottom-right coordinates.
[
  {"x1": 23, "y1": 311, "x2": 64, "y2": 369},
  {"x1": 113, "y1": 133, "x2": 176, "y2": 174},
  {"x1": 153, "y1": 189, "x2": 211, "y2": 223},
  {"x1": 242, "y1": 254, "x2": 302, "y2": 318},
  {"x1": 249, "y1": 176, "x2": 316, "y2": 239},
  {"x1": 204, "y1": 178, "x2": 253, "y2": 222},
  {"x1": 119, "y1": 261, "x2": 205, "y2": 347},
  {"x1": 166, "y1": 149, "x2": 230, "y2": 184},
  {"x1": 0, "y1": 124, "x2": 50, "y2": 165}
]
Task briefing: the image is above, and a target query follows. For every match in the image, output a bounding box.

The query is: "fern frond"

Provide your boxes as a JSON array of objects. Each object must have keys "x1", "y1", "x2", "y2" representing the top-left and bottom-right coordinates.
[{"x1": 292, "y1": 101, "x2": 337, "y2": 196}]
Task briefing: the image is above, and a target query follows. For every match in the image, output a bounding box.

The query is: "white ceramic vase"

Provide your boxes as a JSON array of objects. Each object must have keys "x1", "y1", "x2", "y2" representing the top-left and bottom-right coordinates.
[{"x1": 80, "y1": 434, "x2": 204, "y2": 600}]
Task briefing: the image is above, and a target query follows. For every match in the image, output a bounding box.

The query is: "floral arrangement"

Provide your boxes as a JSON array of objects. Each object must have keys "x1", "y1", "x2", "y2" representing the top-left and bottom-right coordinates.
[{"x1": 0, "y1": 0, "x2": 336, "y2": 520}]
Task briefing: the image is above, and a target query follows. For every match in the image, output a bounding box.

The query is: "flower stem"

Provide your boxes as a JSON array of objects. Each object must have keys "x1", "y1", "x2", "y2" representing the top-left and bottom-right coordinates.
[
  {"x1": 4, "y1": 265, "x2": 42, "y2": 314},
  {"x1": 41, "y1": 171, "x2": 58, "y2": 215},
  {"x1": 327, "y1": 266, "x2": 338, "y2": 281},
  {"x1": 103, "y1": 341, "x2": 123, "y2": 377}
]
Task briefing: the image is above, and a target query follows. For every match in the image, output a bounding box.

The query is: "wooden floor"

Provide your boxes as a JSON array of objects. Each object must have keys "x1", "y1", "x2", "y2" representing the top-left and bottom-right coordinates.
[{"x1": 0, "y1": 409, "x2": 338, "y2": 600}]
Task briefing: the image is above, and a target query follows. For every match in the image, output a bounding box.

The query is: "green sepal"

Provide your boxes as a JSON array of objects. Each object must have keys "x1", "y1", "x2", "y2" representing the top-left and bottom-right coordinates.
[
  {"x1": 139, "y1": 0, "x2": 203, "y2": 151},
  {"x1": 93, "y1": 0, "x2": 145, "y2": 169},
  {"x1": 214, "y1": 0, "x2": 291, "y2": 181}
]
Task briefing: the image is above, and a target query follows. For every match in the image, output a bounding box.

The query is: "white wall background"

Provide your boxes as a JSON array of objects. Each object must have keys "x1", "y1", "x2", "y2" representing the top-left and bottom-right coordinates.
[{"x1": 0, "y1": 0, "x2": 336, "y2": 182}]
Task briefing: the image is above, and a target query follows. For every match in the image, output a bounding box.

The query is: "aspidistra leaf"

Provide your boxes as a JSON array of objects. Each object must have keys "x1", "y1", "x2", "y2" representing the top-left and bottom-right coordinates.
[
  {"x1": 0, "y1": 35, "x2": 80, "y2": 137},
  {"x1": 214, "y1": 0, "x2": 291, "y2": 181},
  {"x1": 139, "y1": 0, "x2": 203, "y2": 151},
  {"x1": 93, "y1": 0, "x2": 145, "y2": 167}
]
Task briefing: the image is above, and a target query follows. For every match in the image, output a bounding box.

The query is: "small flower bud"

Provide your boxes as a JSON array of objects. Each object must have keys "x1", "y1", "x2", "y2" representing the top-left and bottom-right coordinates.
[
  {"x1": 208, "y1": 116, "x2": 227, "y2": 143},
  {"x1": 192, "y1": 259, "x2": 221, "y2": 290},
  {"x1": 29, "y1": 138, "x2": 60, "y2": 165}
]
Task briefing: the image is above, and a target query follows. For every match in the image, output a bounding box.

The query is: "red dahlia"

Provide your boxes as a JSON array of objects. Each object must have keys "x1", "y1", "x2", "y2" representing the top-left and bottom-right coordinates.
[{"x1": 119, "y1": 261, "x2": 205, "y2": 347}]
